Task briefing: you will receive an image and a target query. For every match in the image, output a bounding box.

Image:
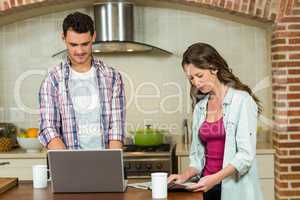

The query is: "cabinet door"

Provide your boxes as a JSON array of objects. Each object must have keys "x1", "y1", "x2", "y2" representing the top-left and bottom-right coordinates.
[
  {"x1": 256, "y1": 154, "x2": 274, "y2": 200},
  {"x1": 260, "y1": 179, "x2": 274, "y2": 200},
  {"x1": 256, "y1": 154, "x2": 274, "y2": 179},
  {"x1": 178, "y1": 156, "x2": 189, "y2": 174},
  {"x1": 0, "y1": 158, "x2": 46, "y2": 180}
]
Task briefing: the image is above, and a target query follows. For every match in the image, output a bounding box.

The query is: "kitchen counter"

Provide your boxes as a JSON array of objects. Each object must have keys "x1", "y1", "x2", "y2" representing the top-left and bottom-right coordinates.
[
  {"x1": 176, "y1": 141, "x2": 275, "y2": 156},
  {"x1": 0, "y1": 181, "x2": 203, "y2": 200},
  {"x1": 0, "y1": 148, "x2": 169, "y2": 158},
  {"x1": 1, "y1": 140, "x2": 274, "y2": 159},
  {"x1": 0, "y1": 148, "x2": 47, "y2": 159}
]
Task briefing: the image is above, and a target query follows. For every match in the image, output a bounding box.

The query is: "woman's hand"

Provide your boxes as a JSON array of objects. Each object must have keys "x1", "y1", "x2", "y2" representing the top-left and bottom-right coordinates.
[
  {"x1": 167, "y1": 174, "x2": 188, "y2": 184},
  {"x1": 187, "y1": 174, "x2": 220, "y2": 192},
  {"x1": 187, "y1": 165, "x2": 236, "y2": 192}
]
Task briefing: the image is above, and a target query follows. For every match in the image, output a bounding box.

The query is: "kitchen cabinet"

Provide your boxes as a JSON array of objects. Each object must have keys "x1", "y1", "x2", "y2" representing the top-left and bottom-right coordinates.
[
  {"x1": 176, "y1": 142, "x2": 275, "y2": 200},
  {"x1": 0, "y1": 149, "x2": 46, "y2": 181}
]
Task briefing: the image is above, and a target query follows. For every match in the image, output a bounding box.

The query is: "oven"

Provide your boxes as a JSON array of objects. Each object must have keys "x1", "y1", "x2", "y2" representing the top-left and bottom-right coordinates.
[{"x1": 123, "y1": 144, "x2": 174, "y2": 178}]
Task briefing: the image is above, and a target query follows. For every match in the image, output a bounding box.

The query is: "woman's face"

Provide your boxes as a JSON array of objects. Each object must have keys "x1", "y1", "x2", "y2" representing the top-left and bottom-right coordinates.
[{"x1": 184, "y1": 63, "x2": 218, "y2": 94}]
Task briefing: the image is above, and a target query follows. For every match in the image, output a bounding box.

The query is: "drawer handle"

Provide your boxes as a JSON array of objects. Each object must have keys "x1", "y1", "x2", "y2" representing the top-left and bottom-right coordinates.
[{"x1": 0, "y1": 162, "x2": 10, "y2": 166}]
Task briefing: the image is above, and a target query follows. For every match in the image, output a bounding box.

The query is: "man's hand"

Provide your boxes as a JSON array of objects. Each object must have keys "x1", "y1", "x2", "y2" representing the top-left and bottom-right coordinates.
[
  {"x1": 109, "y1": 140, "x2": 123, "y2": 149},
  {"x1": 47, "y1": 137, "x2": 66, "y2": 150}
]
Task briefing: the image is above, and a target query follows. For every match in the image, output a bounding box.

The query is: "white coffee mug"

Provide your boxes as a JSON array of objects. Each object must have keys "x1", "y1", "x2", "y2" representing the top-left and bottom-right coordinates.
[
  {"x1": 32, "y1": 165, "x2": 48, "y2": 189},
  {"x1": 151, "y1": 172, "x2": 168, "y2": 199}
]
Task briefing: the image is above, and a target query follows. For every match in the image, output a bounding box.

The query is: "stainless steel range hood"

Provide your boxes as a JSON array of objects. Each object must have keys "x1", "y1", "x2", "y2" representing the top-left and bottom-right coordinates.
[{"x1": 52, "y1": 2, "x2": 172, "y2": 57}]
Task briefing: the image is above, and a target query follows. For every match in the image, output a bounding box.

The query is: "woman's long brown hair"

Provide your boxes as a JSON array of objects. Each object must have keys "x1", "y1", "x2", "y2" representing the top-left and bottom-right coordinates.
[{"x1": 182, "y1": 42, "x2": 262, "y2": 114}]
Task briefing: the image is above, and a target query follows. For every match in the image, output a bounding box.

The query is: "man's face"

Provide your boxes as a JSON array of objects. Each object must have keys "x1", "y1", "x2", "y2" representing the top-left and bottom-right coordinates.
[{"x1": 63, "y1": 30, "x2": 95, "y2": 66}]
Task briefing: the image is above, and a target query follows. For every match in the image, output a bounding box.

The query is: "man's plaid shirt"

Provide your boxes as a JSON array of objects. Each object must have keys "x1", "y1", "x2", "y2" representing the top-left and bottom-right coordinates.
[{"x1": 38, "y1": 57, "x2": 125, "y2": 149}]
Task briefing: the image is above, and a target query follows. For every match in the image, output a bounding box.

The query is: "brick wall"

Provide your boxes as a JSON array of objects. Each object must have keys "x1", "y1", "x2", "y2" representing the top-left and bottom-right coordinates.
[
  {"x1": 0, "y1": 0, "x2": 280, "y2": 22},
  {"x1": 272, "y1": 0, "x2": 300, "y2": 200},
  {"x1": 0, "y1": 0, "x2": 299, "y2": 200}
]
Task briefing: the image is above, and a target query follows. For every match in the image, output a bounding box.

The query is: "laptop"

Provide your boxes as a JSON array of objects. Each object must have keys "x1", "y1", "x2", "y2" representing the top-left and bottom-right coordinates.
[{"x1": 47, "y1": 149, "x2": 127, "y2": 193}]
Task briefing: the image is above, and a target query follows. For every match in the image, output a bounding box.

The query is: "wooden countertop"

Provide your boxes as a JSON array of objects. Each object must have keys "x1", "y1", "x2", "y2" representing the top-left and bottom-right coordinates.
[
  {"x1": 0, "y1": 181, "x2": 203, "y2": 200},
  {"x1": 176, "y1": 142, "x2": 275, "y2": 156}
]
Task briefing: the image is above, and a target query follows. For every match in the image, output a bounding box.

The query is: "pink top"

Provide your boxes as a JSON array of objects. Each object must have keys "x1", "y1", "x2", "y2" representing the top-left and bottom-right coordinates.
[{"x1": 199, "y1": 117, "x2": 226, "y2": 176}]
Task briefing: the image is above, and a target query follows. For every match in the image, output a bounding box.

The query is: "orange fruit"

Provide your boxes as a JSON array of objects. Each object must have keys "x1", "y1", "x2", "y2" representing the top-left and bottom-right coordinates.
[{"x1": 26, "y1": 128, "x2": 39, "y2": 138}]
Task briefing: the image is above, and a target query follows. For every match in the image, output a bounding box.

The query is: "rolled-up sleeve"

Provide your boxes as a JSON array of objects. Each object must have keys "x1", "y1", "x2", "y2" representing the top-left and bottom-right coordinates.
[
  {"x1": 230, "y1": 95, "x2": 258, "y2": 176},
  {"x1": 38, "y1": 75, "x2": 61, "y2": 147},
  {"x1": 108, "y1": 71, "x2": 126, "y2": 143}
]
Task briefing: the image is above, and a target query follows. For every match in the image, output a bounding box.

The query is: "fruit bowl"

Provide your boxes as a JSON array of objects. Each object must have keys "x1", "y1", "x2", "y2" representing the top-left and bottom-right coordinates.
[{"x1": 17, "y1": 137, "x2": 42, "y2": 153}]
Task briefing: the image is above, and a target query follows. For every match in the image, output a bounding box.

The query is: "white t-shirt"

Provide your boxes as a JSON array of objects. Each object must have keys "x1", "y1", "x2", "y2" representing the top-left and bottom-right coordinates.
[{"x1": 69, "y1": 67, "x2": 104, "y2": 149}]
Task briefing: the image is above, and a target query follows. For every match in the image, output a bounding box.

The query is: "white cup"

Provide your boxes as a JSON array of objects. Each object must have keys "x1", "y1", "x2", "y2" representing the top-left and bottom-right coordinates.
[
  {"x1": 32, "y1": 165, "x2": 48, "y2": 189},
  {"x1": 151, "y1": 172, "x2": 168, "y2": 199}
]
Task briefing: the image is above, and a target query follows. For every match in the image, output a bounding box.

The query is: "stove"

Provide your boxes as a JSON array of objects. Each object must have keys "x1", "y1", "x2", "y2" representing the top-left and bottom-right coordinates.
[{"x1": 123, "y1": 144, "x2": 174, "y2": 178}]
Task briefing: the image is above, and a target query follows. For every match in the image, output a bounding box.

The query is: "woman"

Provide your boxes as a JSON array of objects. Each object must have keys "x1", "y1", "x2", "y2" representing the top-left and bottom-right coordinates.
[{"x1": 168, "y1": 43, "x2": 263, "y2": 200}]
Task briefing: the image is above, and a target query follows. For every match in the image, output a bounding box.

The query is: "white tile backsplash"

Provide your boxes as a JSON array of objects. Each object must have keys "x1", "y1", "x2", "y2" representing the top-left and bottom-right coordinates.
[{"x1": 0, "y1": 6, "x2": 271, "y2": 132}]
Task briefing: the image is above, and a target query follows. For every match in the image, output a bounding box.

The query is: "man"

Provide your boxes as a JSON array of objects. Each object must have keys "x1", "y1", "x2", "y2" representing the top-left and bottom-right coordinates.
[{"x1": 38, "y1": 12, "x2": 125, "y2": 150}]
